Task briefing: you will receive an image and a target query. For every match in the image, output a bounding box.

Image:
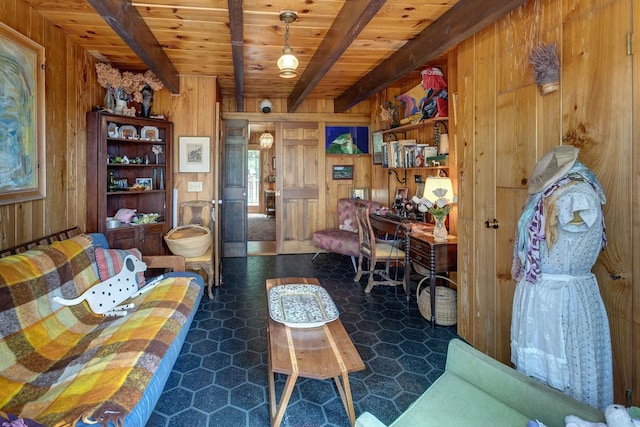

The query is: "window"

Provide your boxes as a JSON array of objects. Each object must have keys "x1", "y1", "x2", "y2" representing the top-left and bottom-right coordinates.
[{"x1": 247, "y1": 150, "x2": 261, "y2": 206}]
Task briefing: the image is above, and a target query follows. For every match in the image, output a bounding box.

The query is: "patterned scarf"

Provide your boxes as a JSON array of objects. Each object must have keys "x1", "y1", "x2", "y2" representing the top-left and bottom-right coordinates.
[{"x1": 511, "y1": 161, "x2": 606, "y2": 284}]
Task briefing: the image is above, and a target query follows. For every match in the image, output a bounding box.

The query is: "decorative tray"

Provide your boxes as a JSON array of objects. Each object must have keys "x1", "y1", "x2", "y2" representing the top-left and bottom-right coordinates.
[{"x1": 268, "y1": 284, "x2": 339, "y2": 328}]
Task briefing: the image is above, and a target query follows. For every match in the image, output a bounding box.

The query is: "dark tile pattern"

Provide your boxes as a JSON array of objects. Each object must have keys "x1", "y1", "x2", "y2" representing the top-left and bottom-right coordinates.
[{"x1": 148, "y1": 254, "x2": 458, "y2": 426}]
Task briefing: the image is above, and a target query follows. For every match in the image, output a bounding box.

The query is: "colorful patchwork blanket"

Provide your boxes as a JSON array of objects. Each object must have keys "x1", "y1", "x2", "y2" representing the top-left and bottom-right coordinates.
[{"x1": 0, "y1": 235, "x2": 200, "y2": 426}]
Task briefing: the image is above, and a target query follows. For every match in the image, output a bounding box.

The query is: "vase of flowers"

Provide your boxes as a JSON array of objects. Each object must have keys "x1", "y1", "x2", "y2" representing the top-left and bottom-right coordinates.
[
  {"x1": 432, "y1": 215, "x2": 448, "y2": 242},
  {"x1": 152, "y1": 145, "x2": 163, "y2": 164},
  {"x1": 413, "y1": 181, "x2": 456, "y2": 243}
]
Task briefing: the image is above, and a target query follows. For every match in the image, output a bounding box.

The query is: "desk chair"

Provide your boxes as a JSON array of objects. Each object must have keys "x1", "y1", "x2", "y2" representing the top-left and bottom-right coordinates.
[
  {"x1": 179, "y1": 200, "x2": 215, "y2": 299},
  {"x1": 353, "y1": 201, "x2": 406, "y2": 293}
]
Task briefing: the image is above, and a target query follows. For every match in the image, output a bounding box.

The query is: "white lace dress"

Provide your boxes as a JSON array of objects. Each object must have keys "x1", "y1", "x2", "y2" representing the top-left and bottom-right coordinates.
[{"x1": 511, "y1": 181, "x2": 613, "y2": 410}]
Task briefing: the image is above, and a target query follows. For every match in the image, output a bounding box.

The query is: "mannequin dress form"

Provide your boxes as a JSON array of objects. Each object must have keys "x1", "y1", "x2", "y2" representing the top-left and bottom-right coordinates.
[{"x1": 511, "y1": 146, "x2": 613, "y2": 410}]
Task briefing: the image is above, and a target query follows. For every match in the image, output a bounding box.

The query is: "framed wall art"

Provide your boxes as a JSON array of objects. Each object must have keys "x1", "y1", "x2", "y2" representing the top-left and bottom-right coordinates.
[
  {"x1": 394, "y1": 187, "x2": 409, "y2": 201},
  {"x1": 179, "y1": 136, "x2": 211, "y2": 173},
  {"x1": 349, "y1": 187, "x2": 369, "y2": 200},
  {"x1": 332, "y1": 165, "x2": 354, "y2": 180},
  {"x1": 0, "y1": 23, "x2": 46, "y2": 205},
  {"x1": 325, "y1": 126, "x2": 369, "y2": 154},
  {"x1": 371, "y1": 131, "x2": 384, "y2": 165}
]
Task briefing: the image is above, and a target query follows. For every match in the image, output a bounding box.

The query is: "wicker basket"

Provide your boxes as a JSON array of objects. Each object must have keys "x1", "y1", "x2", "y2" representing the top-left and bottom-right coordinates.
[
  {"x1": 164, "y1": 225, "x2": 211, "y2": 258},
  {"x1": 417, "y1": 282, "x2": 457, "y2": 326}
]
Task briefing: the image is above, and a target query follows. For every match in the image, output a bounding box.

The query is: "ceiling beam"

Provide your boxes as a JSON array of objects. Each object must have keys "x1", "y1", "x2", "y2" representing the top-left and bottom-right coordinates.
[
  {"x1": 334, "y1": 0, "x2": 529, "y2": 112},
  {"x1": 286, "y1": 0, "x2": 386, "y2": 113},
  {"x1": 228, "y1": 0, "x2": 245, "y2": 112},
  {"x1": 87, "y1": 0, "x2": 180, "y2": 94}
]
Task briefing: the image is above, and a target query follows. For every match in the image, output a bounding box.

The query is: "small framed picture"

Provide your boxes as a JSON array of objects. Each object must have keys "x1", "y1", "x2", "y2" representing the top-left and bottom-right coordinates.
[
  {"x1": 371, "y1": 131, "x2": 383, "y2": 165},
  {"x1": 394, "y1": 187, "x2": 408, "y2": 201},
  {"x1": 135, "y1": 177, "x2": 153, "y2": 190},
  {"x1": 179, "y1": 136, "x2": 211, "y2": 173},
  {"x1": 349, "y1": 187, "x2": 369, "y2": 200},
  {"x1": 332, "y1": 165, "x2": 354, "y2": 180}
]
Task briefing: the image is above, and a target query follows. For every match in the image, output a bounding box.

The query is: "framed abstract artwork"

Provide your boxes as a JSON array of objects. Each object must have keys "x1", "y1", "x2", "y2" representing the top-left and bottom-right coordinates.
[
  {"x1": 0, "y1": 23, "x2": 46, "y2": 205},
  {"x1": 325, "y1": 126, "x2": 369, "y2": 154}
]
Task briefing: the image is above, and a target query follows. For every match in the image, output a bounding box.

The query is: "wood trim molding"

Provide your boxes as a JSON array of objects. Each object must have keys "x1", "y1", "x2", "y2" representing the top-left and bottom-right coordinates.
[{"x1": 221, "y1": 112, "x2": 371, "y2": 124}]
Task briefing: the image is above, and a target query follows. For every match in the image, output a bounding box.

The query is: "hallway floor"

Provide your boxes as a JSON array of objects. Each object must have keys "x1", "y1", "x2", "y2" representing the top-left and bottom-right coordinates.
[{"x1": 148, "y1": 253, "x2": 458, "y2": 426}]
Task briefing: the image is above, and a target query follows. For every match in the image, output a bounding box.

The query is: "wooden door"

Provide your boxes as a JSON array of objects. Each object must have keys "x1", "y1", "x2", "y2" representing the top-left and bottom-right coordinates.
[
  {"x1": 213, "y1": 102, "x2": 222, "y2": 286},
  {"x1": 221, "y1": 119, "x2": 248, "y2": 257},
  {"x1": 276, "y1": 122, "x2": 325, "y2": 254},
  {"x1": 563, "y1": 0, "x2": 633, "y2": 405}
]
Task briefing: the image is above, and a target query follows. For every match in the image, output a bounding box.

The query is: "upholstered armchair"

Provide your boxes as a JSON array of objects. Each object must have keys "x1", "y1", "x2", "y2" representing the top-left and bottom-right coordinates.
[{"x1": 312, "y1": 198, "x2": 382, "y2": 271}]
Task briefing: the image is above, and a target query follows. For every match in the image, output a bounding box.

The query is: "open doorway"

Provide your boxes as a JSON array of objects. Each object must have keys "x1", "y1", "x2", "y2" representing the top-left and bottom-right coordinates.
[{"x1": 247, "y1": 122, "x2": 276, "y2": 255}]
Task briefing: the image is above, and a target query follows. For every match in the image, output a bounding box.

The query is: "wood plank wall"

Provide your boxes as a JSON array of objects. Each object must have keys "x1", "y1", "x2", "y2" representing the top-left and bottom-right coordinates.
[
  {"x1": 456, "y1": 0, "x2": 636, "y2": 405},
  {"x1": 0, "y1": 0, "x2": 101, "y2": 249},
  {"x1": 167, "y1": 76, "x2": 220, "y2": 209}
]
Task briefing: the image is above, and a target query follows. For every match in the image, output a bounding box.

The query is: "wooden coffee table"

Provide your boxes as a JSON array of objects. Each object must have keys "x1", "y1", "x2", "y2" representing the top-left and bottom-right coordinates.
[{"x1": 266, "y1": 277, "x2": 365, "y2": 427}]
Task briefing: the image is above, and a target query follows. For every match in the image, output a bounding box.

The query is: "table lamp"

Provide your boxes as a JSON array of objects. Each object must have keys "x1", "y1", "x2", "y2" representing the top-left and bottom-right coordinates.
[{"x1": 419, "y1": 176, "x2": 455, "y2": 241}]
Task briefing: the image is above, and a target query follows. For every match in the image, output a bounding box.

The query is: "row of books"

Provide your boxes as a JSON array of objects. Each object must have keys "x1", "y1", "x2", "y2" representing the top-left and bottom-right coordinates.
[{"x1": 382, "y1": 140, "x2": 439, "y2": 168}]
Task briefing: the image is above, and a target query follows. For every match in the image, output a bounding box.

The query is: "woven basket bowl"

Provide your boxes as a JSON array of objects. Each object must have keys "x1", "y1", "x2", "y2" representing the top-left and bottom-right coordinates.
[
  {"x1": 417, "y1": 283, "x2": 457, "y2": 326},
  {"x1": 164, "y1": 225, "x2": 211, "y2": 258}
]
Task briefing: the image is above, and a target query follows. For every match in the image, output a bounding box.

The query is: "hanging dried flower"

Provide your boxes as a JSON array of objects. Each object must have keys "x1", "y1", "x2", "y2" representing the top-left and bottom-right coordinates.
[{"x1": 529, "y1": 42, "x2": 560, "y2": 94}]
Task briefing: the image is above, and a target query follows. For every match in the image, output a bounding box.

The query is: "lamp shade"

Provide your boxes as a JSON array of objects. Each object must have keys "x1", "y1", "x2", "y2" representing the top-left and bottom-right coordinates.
[
  {"x1": 277, "y1": 12, "x2": 299, "y2": 79},
  {"x1": 423, "y1": 176, "x2": 454, "y2": 204},
  {"x1": 259, "y1": 130, "x2": 274, "y2": 149},
  {"x1": 277, "y1": 48, "x2": 299, "y2": 78}
]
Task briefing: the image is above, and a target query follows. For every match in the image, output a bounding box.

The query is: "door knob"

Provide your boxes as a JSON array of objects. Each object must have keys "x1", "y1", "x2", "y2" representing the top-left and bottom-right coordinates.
[{"x1": 485, "y1": 219, "x2": 499, "y2": 229}]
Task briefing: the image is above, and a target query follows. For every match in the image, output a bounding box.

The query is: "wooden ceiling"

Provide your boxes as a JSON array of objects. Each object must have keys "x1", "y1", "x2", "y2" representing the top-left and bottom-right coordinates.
[{"x1": 24, "y1": 0, "x2": 528, "y2": 112}]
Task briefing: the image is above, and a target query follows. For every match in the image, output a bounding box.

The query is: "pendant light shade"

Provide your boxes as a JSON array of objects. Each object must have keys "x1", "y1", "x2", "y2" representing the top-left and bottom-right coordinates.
[
  {"x1": 278, "y1": 11, "x2": 298, "y2": 79},
  {"x1": 260, "y1": 128, "x2": 274, "y2": 149}
]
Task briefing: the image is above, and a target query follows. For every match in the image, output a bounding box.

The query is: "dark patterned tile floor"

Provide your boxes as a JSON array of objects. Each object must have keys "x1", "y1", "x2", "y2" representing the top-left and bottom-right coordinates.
[{"x1": 147, "y1": 253, "x2": 458, "y2": 426}]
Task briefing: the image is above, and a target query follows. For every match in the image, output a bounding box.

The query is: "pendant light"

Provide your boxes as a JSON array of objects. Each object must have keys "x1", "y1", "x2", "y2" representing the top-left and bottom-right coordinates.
[
  {"x1": 277, "y1": 11, "x2": 299, "y2": 79},
  {"x1": 259, "y1": 127, "x2": 274, "y2": 149}
]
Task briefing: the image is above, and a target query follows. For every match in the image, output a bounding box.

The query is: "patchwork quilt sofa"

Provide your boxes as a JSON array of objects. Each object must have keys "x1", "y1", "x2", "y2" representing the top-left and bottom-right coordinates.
[
  {"x1": 312, "y1": 198, "x2": 382, "y2": 270},
  {"x1": 0, "y1": 228, "x2": 203, "y2": 426}
]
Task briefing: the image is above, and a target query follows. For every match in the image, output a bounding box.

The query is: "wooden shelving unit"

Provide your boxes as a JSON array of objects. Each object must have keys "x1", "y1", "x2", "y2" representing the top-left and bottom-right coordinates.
[{"x1": 86, "y1": 111, "x2": 173, "y2": 255}]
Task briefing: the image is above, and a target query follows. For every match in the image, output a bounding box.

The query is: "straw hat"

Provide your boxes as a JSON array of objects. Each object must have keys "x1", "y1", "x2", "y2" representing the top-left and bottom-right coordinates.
[{"x1": 528, "y1": 145, "x2": 579, "y2": 194}]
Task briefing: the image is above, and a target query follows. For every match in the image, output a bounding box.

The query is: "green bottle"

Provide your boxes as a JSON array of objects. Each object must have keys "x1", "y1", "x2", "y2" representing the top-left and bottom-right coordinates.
[{"x1": 108, "y1": 171, "x2": 118, "y2": 192}]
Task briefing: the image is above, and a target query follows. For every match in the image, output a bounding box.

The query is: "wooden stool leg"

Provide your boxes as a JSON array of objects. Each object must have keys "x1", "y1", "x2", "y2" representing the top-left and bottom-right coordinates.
[{"x1": 205, "y1": 264, "x2": 214, "y2": 299}]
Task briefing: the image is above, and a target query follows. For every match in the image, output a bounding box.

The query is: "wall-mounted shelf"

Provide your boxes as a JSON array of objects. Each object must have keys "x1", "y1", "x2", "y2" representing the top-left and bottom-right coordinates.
[{"x1": 380, "y1": 116, "x2": 448, "y2": 136}]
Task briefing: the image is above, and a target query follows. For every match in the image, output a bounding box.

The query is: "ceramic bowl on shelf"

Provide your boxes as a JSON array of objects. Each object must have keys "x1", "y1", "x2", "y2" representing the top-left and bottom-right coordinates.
[{"x1": 106, "y1": 217, "x2": 121, "y2": 229}]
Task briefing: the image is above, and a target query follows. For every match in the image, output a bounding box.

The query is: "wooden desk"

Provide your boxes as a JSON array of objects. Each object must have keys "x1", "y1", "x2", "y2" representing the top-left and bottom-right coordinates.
[
  {"x1": 266, "y1": 277, "x2": 365, "y2": 427},
  {"x1": 369, "y1": 213, "x2": 458, "y2": 327},
  {"x1": 409, "y1": 232, "x2": 457, "y2": 327}
]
